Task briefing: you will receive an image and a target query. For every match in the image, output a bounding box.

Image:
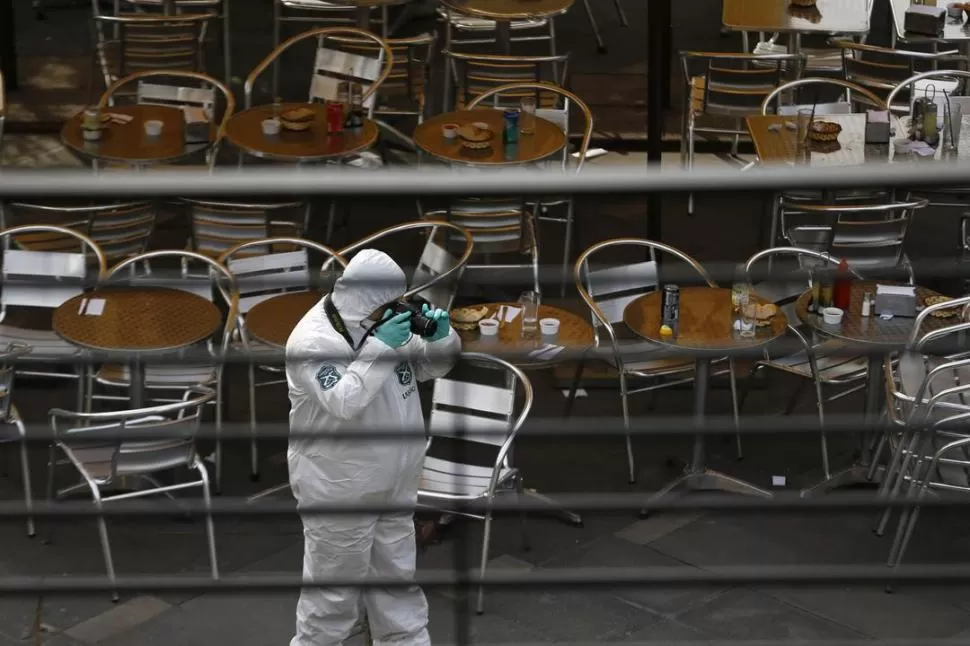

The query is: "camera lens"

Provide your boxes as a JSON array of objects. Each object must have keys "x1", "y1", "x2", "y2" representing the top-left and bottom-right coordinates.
[{"x1": 410, "y1": 311, "x2": 438, "y2": 337}]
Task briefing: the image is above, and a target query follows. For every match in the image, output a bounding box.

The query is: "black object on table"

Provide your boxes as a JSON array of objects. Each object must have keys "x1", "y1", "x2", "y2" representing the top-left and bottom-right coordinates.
[{"x1": 1, "y1": 0, "x2": 19, "y2": 90}]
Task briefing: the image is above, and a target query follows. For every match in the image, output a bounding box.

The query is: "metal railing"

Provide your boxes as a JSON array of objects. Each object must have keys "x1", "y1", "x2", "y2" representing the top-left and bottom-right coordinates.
[{"x1": 1, "y1": 163, "x2": 969, "y2": 645}]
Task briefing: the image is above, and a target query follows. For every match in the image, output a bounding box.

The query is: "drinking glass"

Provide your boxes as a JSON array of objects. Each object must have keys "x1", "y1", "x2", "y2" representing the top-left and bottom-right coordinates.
[
  {"x1": 519, "y1": 291, "x2": 539, "y2": 337},
  {"x1": 731, "y1": 264, "x2": 751, "y2": 313},
  {"x1": 738, "y1": 294, "x2": 756, "y2": 339},
  {"x1": 945, "y1": 103, "x2": 963, "y2": 153},
  {"x1": 520, "y1": 96, "x2": 537, "y2": 135},
  {"x1": 796, "y1": 108, "x2": 813, "y2": 161}
]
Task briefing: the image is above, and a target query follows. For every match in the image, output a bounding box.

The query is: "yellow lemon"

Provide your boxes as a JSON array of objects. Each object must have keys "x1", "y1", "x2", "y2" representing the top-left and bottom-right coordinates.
[{"x1": 659, "y1": 324, "x2": 673, "y2": 337}]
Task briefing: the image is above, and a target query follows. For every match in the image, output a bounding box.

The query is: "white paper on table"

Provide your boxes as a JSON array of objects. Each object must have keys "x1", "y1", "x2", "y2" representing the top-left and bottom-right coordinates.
[
  {"x1": 876, "y1": 284, "x2": 916, "y2": 297},
  {"x1": 771, "y1": 475, "x2": 787, "y2": 487},
  {"x1": 538, "y1": 345, "x2": 564, "y2": 360},
  {"x1": 84, "y1": 298, "x2": 105, "y2": 316},
  {"x1": 503, "y1": 306, "x2": 521, "y2": 323}
]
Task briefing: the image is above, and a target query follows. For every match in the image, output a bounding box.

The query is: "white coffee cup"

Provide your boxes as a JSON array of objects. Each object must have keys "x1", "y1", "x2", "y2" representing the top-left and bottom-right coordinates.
[
  {"x1": 82, "y1": 128, "x2": 103, "y2": 142},
  {"x1": 442, "y1": 123, "x2": 459, "y2": 139},
  {"x1": 262, "y1": 118, "x2": 281, "y2": 136},
  {"x1": 822, "y1": 307, "x2": 844, "y2": 325},
  {"x1": 539, "y1": 317, "x2": 560, "y2": 337},
  {"x1": 478, "y1": 319, "x2": 499, "y2": 336},
  {"x1": 144, "y1": 120, "x2": 164, "y2": 137}
]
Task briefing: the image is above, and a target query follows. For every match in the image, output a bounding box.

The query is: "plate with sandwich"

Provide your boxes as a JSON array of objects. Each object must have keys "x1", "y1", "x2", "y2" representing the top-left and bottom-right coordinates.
[{"x1": 280, "y1": 107, "x2": 316, "y2": 132}]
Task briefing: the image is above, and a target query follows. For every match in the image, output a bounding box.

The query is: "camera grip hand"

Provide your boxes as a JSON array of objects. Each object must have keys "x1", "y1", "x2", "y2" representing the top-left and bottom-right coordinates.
[
  {"x1": 422, "y1": 304, "x2": 451, "y2": 342},
  {"x1": 374, "y1": 309, "x2": 412, "y2": 348}
]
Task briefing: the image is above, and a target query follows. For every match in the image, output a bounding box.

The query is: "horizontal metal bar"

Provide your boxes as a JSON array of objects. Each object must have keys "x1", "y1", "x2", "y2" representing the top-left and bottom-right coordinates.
[
  {"x1": 24, "y1": 413, "x2": 902, "y2": 441},
  {"x1": 15, "y1": 491, "x2": 970, "y2": 518},
  {"x1": 3, "y1": 564, "x2": 970, "y2": 594},
  {"x1": 0, "y1": 163, "x2": 968, "y2": 197}
]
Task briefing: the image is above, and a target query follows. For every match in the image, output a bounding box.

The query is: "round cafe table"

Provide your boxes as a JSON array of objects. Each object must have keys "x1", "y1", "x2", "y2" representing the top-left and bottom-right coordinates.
[
  {"x1": 440, "y1": 0, "x2": 575, "y2": 53},
  {"x1": 623, "y1": 286, "x2": 787, "y2": 509},
  {"x1": 244, "y1": 291, "x2": 323, "y2": 348},
  {"x1": 795, "y1": 281, "x2": 950, "y2": 496},
  {"x1": 61, "y1": 105, "x2": 213, "y2": 166},
  {"x1": 456, "y1": 302, "x2": 593, "y2": 369},
  {"x1": 226, "y1": 103, "x2": 379, "y2": 163},
  {"x1": 52, "y1": 287, "x2": 222, "y2": 408},
  {"x1": 414, "y1": 109, "x2": 566, "y2": 166}
]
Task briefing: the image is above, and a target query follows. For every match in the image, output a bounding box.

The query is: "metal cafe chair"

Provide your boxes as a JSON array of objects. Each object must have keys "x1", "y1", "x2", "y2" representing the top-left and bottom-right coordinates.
[
  {"x1": 219, "y1": 237, "x2": 347, "y2": 482},
  {"x1": 0, "y1": 343, "x2": 36, "y2": 537},
  {"x1": 418, "y1": 352, "x2": 532, "y2": 615},
  {"x1": 47, "y1": 387, "x2": 218, "y2": 601},
  {"x1": 467, "y1": 82, "x2": 594, "y2": 298},
  {"x1": 742, "y1": 247, "x2": 867, "y2": 487},
  {"x1": 571, "y1": 238, "x2": 741, "y2": 484}
]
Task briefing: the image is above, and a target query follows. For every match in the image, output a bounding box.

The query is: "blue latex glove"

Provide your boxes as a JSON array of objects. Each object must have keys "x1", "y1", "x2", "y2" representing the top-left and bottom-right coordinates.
[
  {"x1": 374, "y1": 309, "x2": 412, "y2": 348},
  {"x1": 423, "y1": 304, "x2": 451, "y2": 342}
]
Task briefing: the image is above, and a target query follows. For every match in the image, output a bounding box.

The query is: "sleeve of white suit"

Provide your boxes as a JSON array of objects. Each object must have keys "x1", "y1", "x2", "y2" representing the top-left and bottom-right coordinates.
[
  {"x1": 297, "y1": 335, "x2": 398, "y2": 421},
  {"x1": 406, "y1": 328, "x2": 461, "y2": 383}
]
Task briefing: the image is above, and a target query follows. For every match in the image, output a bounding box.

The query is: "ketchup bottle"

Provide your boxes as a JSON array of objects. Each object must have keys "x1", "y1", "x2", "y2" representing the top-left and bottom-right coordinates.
[{"x1": 832, "y1": 259, "x2": 852, "y2": 310}]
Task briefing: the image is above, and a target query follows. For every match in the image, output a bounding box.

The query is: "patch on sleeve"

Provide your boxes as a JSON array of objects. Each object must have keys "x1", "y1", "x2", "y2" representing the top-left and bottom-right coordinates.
[{"x1": 315, "y1": 364, "x2": 342, "y2": 391}]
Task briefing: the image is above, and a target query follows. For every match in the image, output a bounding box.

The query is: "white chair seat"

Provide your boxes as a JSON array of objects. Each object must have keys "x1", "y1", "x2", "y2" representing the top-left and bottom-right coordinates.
[
  {"x1": 96, "y1": 364, "x2": 218, "y2": 387},
  {"x1": 0, "y1": 326, "x2": 79, "y2": 358},
  {"x1": 419, "y1": 456, "x2": 514, "y2": 499},
  {"x1": 438, "y1": 8, "x2": 548, "y2": 30},
  {"x1": 346, "y1": 151, "x2": 384, "y2": 169},
  {"x1": 280, "y1": 0, "x2": 362, "y2": 9}
]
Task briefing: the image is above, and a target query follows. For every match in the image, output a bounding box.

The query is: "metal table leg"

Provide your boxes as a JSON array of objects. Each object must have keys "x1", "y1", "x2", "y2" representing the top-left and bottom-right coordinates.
[
  {"x1": 640, "y1": 359, "x2": 772, "y2": 516},
  {"x1": 129, "y1": 358, "x2": 146, "y2": 409},
  {"x1": 800, "y1": 354, "x2": 885, "y2": 497},
  {"x1": 496, "y1": 20, "x2": 512, "y2": 54},
  {"x1": 645, "y1": 0, "x2": 668, "y2": 242}
]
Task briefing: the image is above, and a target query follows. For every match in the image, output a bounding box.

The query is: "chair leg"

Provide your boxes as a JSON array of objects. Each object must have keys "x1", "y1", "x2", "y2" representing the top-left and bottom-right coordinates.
[
  {"x1": 875, "y1": 429, "x2": 921, "y2": 537},
  {"x1": 563, "y1": 357, "x2": 585, "y2": 418},
  {"x1": 326, "y1": 201, "x2": 338, "y2": 243},
  {"x1": 215, "y1": 375, "x2": 224, "y2": 495},
  {"x1": 580, "y1": 0, "x2": 606, "y2": 53},
  {"x1": 515, "y1": 476, "x2": 530, "y2": 552},
  {"x1": 619, "y1": 371, "x2": 636, "y2": 484},
  {"x1": 612, "y1": 0, "x2": 628, "y2": 26},
  {"x1": 560, "y1": 198, "x2": 575, "y2": 298},
  {"x1": 476, "y1": 510, "x2": 493, "y2": 615},
  {"x1": 89, "y1": 488, "x2": 119, "y2": 602},
  {"x1": 249, "y1": 363, "x2": 259, "y2": 482},
  {"x1": 687, "y1": 116, "x2": 696, "y2": 215},
  {"x1": 272, "y1": 2, "x2": 282, "y2": 100},
  {"x1": 194, "y1": 456, "x2": 220, "y2": 579},
  {"x1": 728, "y1": 359, "x2": 743, "y2": 461},
  {"x1": 17, "y1": 428, "x2": 35, "y2": 538},
  {"x1": 221, "y1": 1, "x2": 231, "y2": 86}
]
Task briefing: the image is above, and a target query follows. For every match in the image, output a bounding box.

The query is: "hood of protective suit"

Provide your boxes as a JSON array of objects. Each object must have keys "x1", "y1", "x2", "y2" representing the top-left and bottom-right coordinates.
[{"x1": 331, "y1": 249, "x2": 407, "y2": 322}]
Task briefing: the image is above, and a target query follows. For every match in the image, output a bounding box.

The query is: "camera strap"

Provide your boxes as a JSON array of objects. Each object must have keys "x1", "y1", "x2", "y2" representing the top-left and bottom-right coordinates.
[{"x1": 323, "y1": 295, "x2": 357, "y2": 351}]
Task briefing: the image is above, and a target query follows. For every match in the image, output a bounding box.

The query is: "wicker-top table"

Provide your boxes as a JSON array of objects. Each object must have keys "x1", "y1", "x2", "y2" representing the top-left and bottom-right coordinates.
[
  {"x1": 226, "y1": 103, "x2": 379, "y2": 163},
  {"x1": 52, "y1": 287, "x2": 222, "y2": 408},
  {"x1": 414, "y1": 109, "x2": 565, "y2": 166},
  {"x1": 244, "y1": 292, "x2": 323, "y2": 348},
  {"x1": 61, "y1": 105, "x2": 213, "y2": 167},
  {"x1": 624, "y1": 286, "x2": 787, "y2": 508},
  {"x1": 722, "y1": 0, "x2": 873, "y2": 34}
]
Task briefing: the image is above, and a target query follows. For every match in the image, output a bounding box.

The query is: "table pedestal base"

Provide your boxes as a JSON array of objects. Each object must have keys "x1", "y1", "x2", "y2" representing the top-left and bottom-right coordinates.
[
  {"x1": 639, "y1": 468, "x2": 772, "y2": 517},
  {"x1": 800, "y1": 463, "x2": 884, "y2": 498}
]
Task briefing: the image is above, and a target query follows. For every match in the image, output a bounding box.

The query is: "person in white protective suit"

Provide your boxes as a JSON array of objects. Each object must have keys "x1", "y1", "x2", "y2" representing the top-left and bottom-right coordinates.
[{"x1": 285, "y1": 248, "x2": 460, "y2": 646}]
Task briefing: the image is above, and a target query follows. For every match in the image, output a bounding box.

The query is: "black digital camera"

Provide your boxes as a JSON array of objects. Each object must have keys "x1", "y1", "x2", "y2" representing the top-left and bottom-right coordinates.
[{"x1": 391, "y1": 296, "x2": 437, "y2": 337}]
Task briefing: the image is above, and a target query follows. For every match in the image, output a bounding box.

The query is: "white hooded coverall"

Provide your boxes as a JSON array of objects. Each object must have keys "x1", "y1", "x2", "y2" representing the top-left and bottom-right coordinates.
[{"x1": 286, "y1": 249, "x2": 460, "y2": 646}]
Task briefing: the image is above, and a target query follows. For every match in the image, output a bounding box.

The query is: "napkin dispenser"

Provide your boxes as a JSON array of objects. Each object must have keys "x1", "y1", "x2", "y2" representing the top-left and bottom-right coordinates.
[
  {"x1": 865, "y1": 110, "x2": 891, "y2": 144},
  {"x1": 874, "y1": 284, "x2": 917, "y2": 318},
  {"x1": 183, "y1": 106, "x2": 210, "y2": 144},
  {"x1": 904, "y1": 4, "x2": 945, "y2": 36}
]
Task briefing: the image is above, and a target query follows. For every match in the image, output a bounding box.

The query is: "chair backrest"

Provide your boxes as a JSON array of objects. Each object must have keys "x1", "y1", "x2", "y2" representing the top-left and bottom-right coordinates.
[
  {"x1": 886, "y1": 69, "x2": 970, "y2": 119},
  {"x1": 681, "y1": 51, "x2": 805, "y2": 117},
  {"x1": 49, "y1": 386, "x2": 214, "y2": 483},
  {"x1": 784, "y1": 199, "x2": 928, "y2": 276},
  {"x1": 743, "y1": 247, "x2": 861, "y2": 320},
  {"x1": 219, "y1": 238, "x2": 347, "y2": 315},
  {"x1": 0, "y1": 225, "x2": 106, "y2": 312},
  {"x1": 575, "y1": 239, "x2": 714, "y2": 344},
  {"x1": 761, "y1": 78, "x2": 889, "y2": 116},
  {"x1": 3, "y1": 201, "x2": 155, "y2": 264},
  {"x1": 335, "y1": 221, "x2": 474, "y2": 311},
  {"x1": 99, "y1": 70, "x2": 235, "y2": 147},
  {"x1": 428, "y1": 353, "x2": 531, "y2": 453},
  {"x1": 275, "y1": 0, "x2": 385, "y2": 35},
  {"x1": 182, "y1": 198, "x2": 305, "y2": 260},
  {"x1": 424, "y1": 199, "x2": 528, "y2": 257},
  {"x1": 834, "y1": 41, "x2": 961, "y2": 113},
  {"x1": 92, "y1": 12, "x2": 211, "y2": 88},
  {"x1": 245, "y1": 27, "x2": 393, "y2": 110},
  {"x1": 443, "y1": 50, "x2": 569, "y2": 111},
  {"x1": 324, "y1": 32, "x2": 436, "y2": 116},
  {"x1": 467, "y1": 81, "x2": 594, "y2": 172}
]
